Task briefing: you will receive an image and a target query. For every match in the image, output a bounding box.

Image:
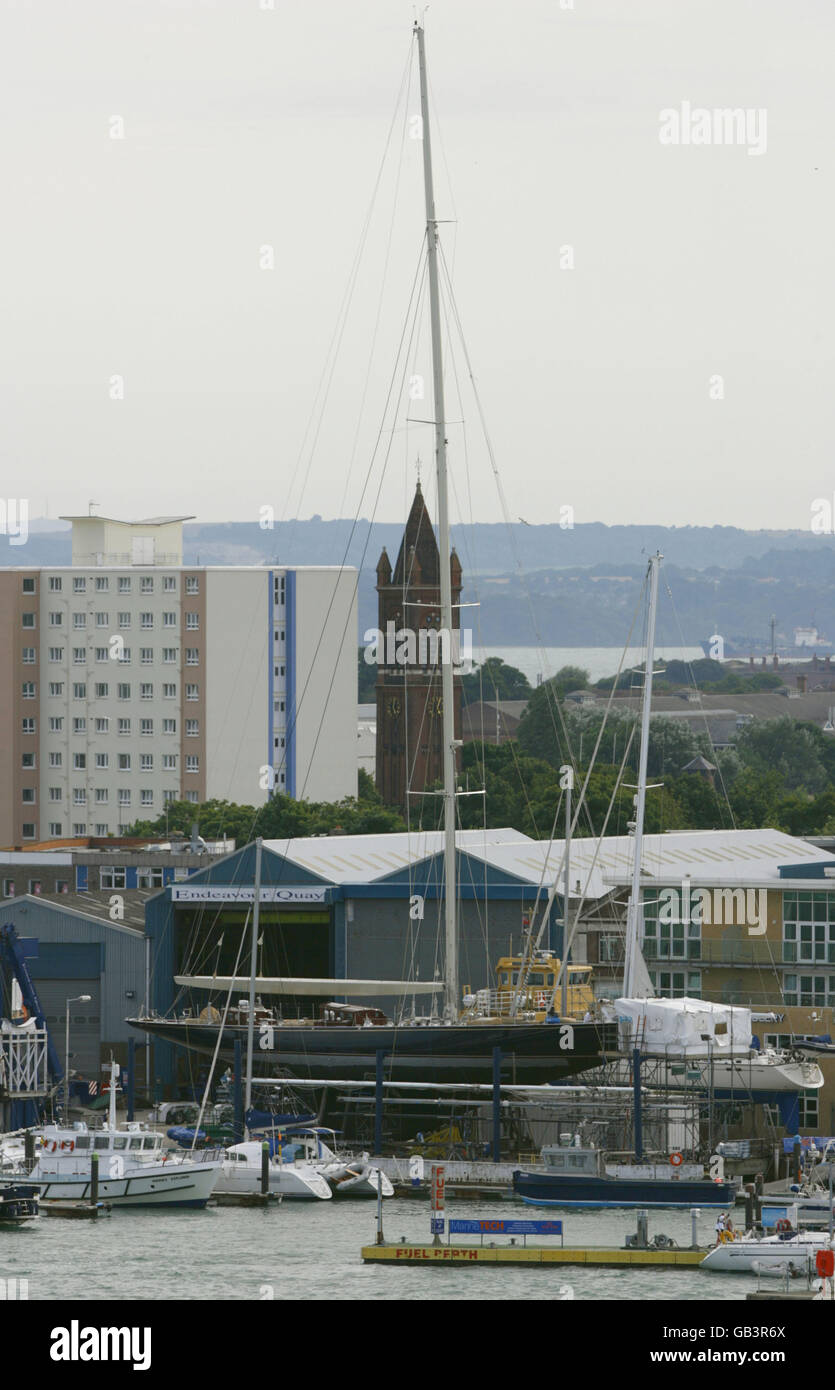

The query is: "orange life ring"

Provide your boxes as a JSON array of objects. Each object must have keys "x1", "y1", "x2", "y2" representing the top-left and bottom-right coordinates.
[
  {"x1": 669, "y1": 1152, "x2": 683, "y2": 1167},
  {"x1": 47, "y1": 1140, "x2": 58, "y2": 1153},
  {"x1": 60, "y1": 1139, "x2": 75, "y2": 1152},
  {"x1": 775, "y1": 1218, "x2": 792, "y2": 1233}
]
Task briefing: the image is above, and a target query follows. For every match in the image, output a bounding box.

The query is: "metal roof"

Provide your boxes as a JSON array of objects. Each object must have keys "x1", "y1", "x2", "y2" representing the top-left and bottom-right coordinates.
[{"x1": 261, "y1": 829, "x2": 533, "y2": 885}]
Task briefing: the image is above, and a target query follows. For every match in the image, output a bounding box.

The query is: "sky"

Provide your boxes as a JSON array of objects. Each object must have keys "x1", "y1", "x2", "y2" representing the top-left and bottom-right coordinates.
[{"x1": 1, "y1": 0, "x2": 833, "y2": 533}]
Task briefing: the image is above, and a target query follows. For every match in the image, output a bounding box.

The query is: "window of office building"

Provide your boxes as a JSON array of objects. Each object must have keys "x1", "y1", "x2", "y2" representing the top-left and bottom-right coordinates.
[
  {"x1": 783, "y1": 891, "x2": 835, "y2": 964},
  {"x1": 648, "y1": 969, "x2": 701, "y2": 999}
]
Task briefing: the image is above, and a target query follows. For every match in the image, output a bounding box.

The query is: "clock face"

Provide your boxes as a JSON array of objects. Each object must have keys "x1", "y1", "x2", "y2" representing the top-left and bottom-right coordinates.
[{"x1": 386, "y1": 697, "x2": 402, "y2": 718}]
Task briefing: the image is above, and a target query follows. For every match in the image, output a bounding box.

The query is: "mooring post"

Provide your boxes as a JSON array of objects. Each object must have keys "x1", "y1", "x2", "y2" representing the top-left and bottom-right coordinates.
[
  {"x1": 127, "y1": 1037, "x2": 135, "y2": 1122},
  {"x1": 492, "y1": 1047, "x2": 502, "y2": 1163},
  {"x1": 374, "y1": 1050, "x2": 384, "y2": 1157},
  {"x1": 632, "y1": 1048, "x2": 643, "y2": 1162},
  {"x1": 233, "y1": 1038, "x2": 244, "y2": 1144},
  {"x1": 261, "y1": 1140, "x2": 270, "y2": 1196},
  {"x1": 90, "y1": 1151, "x2": 99, "y2": 1207}
]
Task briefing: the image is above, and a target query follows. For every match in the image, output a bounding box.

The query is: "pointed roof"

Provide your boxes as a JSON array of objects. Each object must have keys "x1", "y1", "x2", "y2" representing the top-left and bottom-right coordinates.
[{"x1": 391, "y1": 481, "x2": 440, "y2": 588}]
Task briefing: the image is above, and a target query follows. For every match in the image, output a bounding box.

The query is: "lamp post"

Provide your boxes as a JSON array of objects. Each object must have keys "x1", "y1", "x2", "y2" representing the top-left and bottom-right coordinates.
[{"x1": 64, "y1": 994, "x2": 91, "y2": 1116}]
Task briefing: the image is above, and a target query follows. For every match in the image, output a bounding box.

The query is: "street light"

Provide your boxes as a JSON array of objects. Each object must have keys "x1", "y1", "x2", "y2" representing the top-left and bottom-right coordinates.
[{"x1": 64, "y1": 994, "x2": 92, "y2": 1117}]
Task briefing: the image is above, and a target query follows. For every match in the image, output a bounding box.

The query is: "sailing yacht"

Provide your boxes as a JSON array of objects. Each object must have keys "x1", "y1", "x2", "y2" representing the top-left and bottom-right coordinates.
[{"x1": 128, "y1": 21, "x2": 616, "y2": 1088}]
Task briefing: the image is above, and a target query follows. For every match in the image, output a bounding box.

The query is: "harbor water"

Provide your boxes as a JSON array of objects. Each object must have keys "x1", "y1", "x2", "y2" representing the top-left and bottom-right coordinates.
[{"x1": 2, "y1": 1200, "x2": 760, "y2": 1301}]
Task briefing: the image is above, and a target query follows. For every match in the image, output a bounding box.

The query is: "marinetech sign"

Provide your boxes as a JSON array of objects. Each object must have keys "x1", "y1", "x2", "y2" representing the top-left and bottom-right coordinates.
[{"x1": 170, "y1": 885, "x2": 331, "y2": 905}]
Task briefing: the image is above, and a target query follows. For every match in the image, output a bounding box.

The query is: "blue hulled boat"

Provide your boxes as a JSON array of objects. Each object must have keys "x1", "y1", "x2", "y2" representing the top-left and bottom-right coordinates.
[{"x1": 513, "y1": 1143, "x2": 737, "y2": 1209}]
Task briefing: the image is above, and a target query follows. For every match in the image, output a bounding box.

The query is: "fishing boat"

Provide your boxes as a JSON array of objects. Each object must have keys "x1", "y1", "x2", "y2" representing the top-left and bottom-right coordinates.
[
  {"x1": 513, "y1": 1141, "x2": 735, "y2": 1209},
  {"x1": 126, "y1": 21, "x2": 617, "y2": 1090}
]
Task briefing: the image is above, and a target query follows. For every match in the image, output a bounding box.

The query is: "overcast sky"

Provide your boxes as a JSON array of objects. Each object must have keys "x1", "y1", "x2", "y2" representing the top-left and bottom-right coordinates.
[{"x1": 1, "y1": 0, "x2": 832, "y2": 534}]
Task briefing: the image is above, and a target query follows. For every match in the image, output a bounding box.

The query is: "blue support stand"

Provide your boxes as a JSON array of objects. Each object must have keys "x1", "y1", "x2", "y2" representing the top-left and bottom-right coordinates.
[
  {"x1": 374, "y1": 1050, "x2": 385, "y2": 1157},
  {"x1": 633, "y1": 1047, "x2": 643, "y2": 1161},
  {"x1": 233, "y1": 1039, "x2": 244, "y2": 1144},
  {"x1": 127, "y1": 1038, "x2": 135, "y2": 1122},
  {"x1": 492, "y1": 1047, "x2": 502, "y2": 1163}
]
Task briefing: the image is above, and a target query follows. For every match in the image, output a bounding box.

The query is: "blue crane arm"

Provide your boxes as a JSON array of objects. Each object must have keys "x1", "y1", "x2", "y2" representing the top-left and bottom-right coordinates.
[{"x1": 0, "y1": 923, "x2": 64, "y2": 1081}]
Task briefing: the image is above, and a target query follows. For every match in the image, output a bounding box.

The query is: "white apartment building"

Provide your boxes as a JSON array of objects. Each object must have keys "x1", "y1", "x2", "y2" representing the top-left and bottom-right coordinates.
[{"x1": 0, "y1": 516, "x2": 357, "y2": 844}]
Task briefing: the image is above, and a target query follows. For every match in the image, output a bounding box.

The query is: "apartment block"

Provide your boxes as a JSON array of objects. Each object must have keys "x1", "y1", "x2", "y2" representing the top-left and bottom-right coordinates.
[{"x1": 0, "y1": 516, "x2": 357, "y2": 844}]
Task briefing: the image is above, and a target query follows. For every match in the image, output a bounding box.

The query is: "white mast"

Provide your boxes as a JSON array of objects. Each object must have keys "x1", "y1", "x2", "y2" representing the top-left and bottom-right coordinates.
[
  {"x1": 244, "y1": 835, "x2": 263, "y2": 1132},
  {"x1": 623, "y1": 552, "x2": 662, "y2": 998},
  {"x1": 416, "y1": 22, "x2": 458, "y2": 1021}
]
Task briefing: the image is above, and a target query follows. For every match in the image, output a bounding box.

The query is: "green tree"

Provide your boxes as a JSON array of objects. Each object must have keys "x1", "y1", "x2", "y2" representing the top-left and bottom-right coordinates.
[{"x1": 460, "y1": 657, "x2": 532, "y2": 706}]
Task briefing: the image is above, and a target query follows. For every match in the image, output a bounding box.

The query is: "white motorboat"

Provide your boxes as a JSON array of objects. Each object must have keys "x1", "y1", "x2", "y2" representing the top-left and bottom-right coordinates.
[
  {"x1": 0, "y1": 1063, "x2": 221, "y2": 1209},
  {"x1": 701, "y1": 1229, "x2": 833, "y2": 1273},
  {"x1": 216, "y1": 1141, "x2": 332, "y2": 1201},
  {"x1": 272, "y1": 1128, "x2": 394, "y2": 1199}
]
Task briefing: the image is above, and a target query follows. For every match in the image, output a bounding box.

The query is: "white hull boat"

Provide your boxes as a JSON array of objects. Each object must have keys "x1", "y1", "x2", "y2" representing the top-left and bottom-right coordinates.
[
  {"x1": 216, "y1": 1142, "x2": 332, "y2": 1201},
  {"x1": 701, "y1": 1230, "x2": 832, "y2": 1273}
]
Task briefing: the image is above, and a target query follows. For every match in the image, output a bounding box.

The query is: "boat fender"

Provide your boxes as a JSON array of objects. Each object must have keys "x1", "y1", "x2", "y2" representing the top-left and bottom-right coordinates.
[
  {"x1": 719, "y1": 1230, "x2": 737, "y2": 1244},
  {"x1": 669, "y1": 1152, "x2": 683, "y2": 1167}
]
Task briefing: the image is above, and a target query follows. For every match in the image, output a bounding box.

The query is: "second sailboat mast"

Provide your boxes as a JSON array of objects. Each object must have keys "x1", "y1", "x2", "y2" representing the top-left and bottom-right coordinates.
[{"x1": 416, "y1": 23, "x2": 458, "y2": 1021}]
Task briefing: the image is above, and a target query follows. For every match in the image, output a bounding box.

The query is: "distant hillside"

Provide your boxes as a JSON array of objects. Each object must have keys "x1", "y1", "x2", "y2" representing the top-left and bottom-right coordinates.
[{"x1": 4, "y1": 520, "x2": 834, "y2": 648}]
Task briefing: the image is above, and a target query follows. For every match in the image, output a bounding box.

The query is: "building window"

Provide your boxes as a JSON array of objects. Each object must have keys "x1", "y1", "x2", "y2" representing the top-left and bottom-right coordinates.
[
  {"x1": 100, "y1": 866, "x2": 126, "y2": 889},
  {"x1": 641, "y1": 890, "x2": 701, "y2": 961},
  {"x1": 72, "y1": 717, "x2": 87, "y2": 734},
  {"x1": 140, "y1": 647, "x2": 153, "y2": 664},
  {"x1": 163, "y1": 575, "x2": 176, "y2": 592},
  {"x1": 140, "y1": 612, "x2": 153, "y2": 629},
  {"x1": 185, "y1": 649, "x2": 199, "y2": 666},
  {"x1": 3, "y1": 879, "x2": 15, "y2": 896},
  {"x1": 73, "y1": 753, "x2": 86, "y2": 769},
  {"x1": 21, "y1": 824, "x2": 36, "y2": 839},
  {"x1": 22, "y1": 717, "x2": 36, "y2": 734},
  {"x1": 118, "y1": 753, "x2": 131, "y2": 771},
  {"x1": 140, "y1": 683, "x2": 153, "y2": 700},
  {"x1": 93, "y1": 613, "x2": 107, "y2": 629},
  {"x1": 784, "y1": 974, "x2": 835, "y2": 1008},
  {"x1": 94, "y1": 824, "x2": 108, "y2": 836},
  {"x1": 95, "y1": 577, "x2": 109, "y2": 591},
  {"x1": 185, "y1": 755, "x2": 199, "y2": 773},
  {"x1": 72, "y1": 683, "x2": 87, "y2": 699},
  {"x1": 48, "y1": 647, "x2": 64, "y2": 662},
  {"x1": 73, "y1": 789, "x2": 86, "y2": 805},
  {"x1": 48, "y1": 612, "x2": 63, "y2": 627},
  {"x1": 140, "y1": 718, "x2": 153, "y2": 735},
  {"x1": 186, "y1": 683, "x2": 199, "y2": 700},
  {"x1": 95, "y1": 788, "x2": 108, "y2": 803},
  {"x1": 95, "y1": 647, "x2": 109, "y2": 663},
  {"x1": 118, "y1": 576, "x2": 131, "y2": 593},
  {"x1": 22, "y1": 577, "x2": 36, "y2": 593},
  {"x1": 799, "y1": 1089, "x2": 819, "y2": 1129},
  {"x1": 184, "y1": 789, "x2": 199, "y2": 804},
  {"x1": 95, "y1": 717, "x2": 109, "y2": 734},
  {"x1": 118, "y1": 718, "x2": 131, "y2": 735},
  {"x1": 117, "y1": 683, "x2": 131, "y2": 700},
  {"x1": 140, "y1": 754, "x2": 153, "y2": 771},
  {"x1": 162, "y1": 753, "x2": 178, "y2": 770},
  {"x1": 21, "y1": 788, "x2": 36, "y2": 803},
  {"x1": 49, "y1": 825, "x2": 63, "y2": 838},
  {"x1": 21, "y1": 751, "x2": 35, "y2": 769},
  {"x1": 185, "y1": 612, "x2": 199, "y2": 630},
  {"x1": 72, "y1": 647, "x2": 86, "y2": 664},
  {"x1": 137, "y1": 868, "x2": 163, "y2": 888},
  {"x1": 49, "y1": 751, "x2": 63, "y2": 766},
  {"x1": 162, "y1": 648, "x2": 177, "y2": 664},
  {"x1": 162, "y1": 685, "x2": 176, "y2": 700},
  {"x1": 72, "y1": 822, "x2": 86, "y2": 835},
  {"x1": 73, "y1": 577, "x2": 86, "y2": 593},
  {"x1": 163, "y1": 718, "x2": 176, "y2": 734},
  {"x1": 95, "y1": 753, "x2": 109, "y2": 769},
  {"x1": 73, "y1": 613, "x2": 86, "y2": 629},
  {"x1": 140, "y1": 576, "x2": 153, "y2": 593},
  {"x1": 56, "y1": 880, "x2": 69, "y2": 893},
  {"x1": 22, "y1": 646, "x2": 36, "y2": 664},
  {"x1": 49, "y1": 787, "x2": 62, "y2": 801},
  {"x1": 48, "y1": 682, "x2": 64, "y2": 697},
  {"x1": 648, "y1": 970, "x2": 701, "y2": 999},
  {"x1": 22, "y1": 612, "x2": 35, "y2": 628},
  {"x1": 28, "y1": 878, "x2": 42, "y2": 893},
  {"x1": 118, "y1": 789, "x2": 131, "y2": 806},
  {"x1": 140, "y1": 789, "x2": 153, "y2": 806},
  {"x1": 48, "y1": 576, "x2": 63, "y2": 591},
  {"x1": 783, "y1": 892, "x2": 835, "y2": 964},
  {"x1": 22, "y1": 682, "x2": 36, "y2": 698},
  {"x1": 118, "y1": 647, "x2": 131, "y2": 664},
  {"x1": 118, "y1": 612, "x2": 131, "y2": 628},
  {"x1": 185, "y1": 719, "x2": 199, "y2": 736},
  {"x1": 185, "y1": 576, "x2": 199, "y2": 594},
  {"x1": 95, "y1": 682, "x2": 108, "y2": 698}
]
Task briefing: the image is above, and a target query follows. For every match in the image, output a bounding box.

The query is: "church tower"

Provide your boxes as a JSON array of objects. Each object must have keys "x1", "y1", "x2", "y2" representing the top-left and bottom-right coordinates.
[{"x1": 375, "y1": 481, "x2": 463, "y2": 809}]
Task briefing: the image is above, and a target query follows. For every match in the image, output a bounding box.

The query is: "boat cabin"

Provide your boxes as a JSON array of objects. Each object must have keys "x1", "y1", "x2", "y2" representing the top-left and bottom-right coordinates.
[
  {"x1": 320, "y1": 1003, "x2": 388, "y2": 1028},
  {"x1": 540, "y1": 1144, "x2": 601, "y2": 1176},
  {"x1": 469, "y1": 952, "x2": 595, "y2": 1021}
]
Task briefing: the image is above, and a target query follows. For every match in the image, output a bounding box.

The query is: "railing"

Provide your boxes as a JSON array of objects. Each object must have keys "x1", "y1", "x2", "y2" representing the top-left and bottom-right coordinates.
[{"x1": 0, "y1": 1028, "x2": 49, "y2": 1097}]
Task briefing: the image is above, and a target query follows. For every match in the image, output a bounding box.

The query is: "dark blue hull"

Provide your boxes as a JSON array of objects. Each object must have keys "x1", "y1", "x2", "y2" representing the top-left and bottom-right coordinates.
[{"x1": 513, "y1": 1169, "x2": 736, "y2": 1209}]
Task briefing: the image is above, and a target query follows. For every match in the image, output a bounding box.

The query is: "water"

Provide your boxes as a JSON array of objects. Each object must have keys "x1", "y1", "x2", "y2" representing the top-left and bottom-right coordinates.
[
  {"x1": 473, "y1": 646, "x2": 705, "y2": 687},
  {"x1": 1, "y1": 1200, "x2": 759, "y2": 1301}
]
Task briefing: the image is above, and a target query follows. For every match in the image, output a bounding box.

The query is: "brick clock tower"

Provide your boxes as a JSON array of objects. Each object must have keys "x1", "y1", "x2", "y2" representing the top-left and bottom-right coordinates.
[{"x1": 375, "y1": 482, "x2": 463, "y2": 809}]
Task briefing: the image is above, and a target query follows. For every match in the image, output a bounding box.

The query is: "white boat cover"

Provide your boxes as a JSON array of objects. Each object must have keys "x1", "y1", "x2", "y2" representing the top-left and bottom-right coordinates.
[{"x1": 613, "y1": 996, "x2": 753, "y2": 1055}]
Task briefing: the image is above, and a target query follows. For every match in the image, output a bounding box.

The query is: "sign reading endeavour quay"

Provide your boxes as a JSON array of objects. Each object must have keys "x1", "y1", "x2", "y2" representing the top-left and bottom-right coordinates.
[{"x1": 170, "y1": 885, "x2": 330, "y2": 905}]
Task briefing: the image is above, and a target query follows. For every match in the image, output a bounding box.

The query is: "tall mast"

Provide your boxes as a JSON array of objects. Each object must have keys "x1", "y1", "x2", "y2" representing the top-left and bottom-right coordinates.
[
  {"x1": 416, "y1": 22, "x2": 458, "y2": 1021},
  {"x1": 623, "y1": 552, "x2": 662, "y2": 997},
  {"x1": 244, "y1": 835, "x2": 263, "y2": 1132}
]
